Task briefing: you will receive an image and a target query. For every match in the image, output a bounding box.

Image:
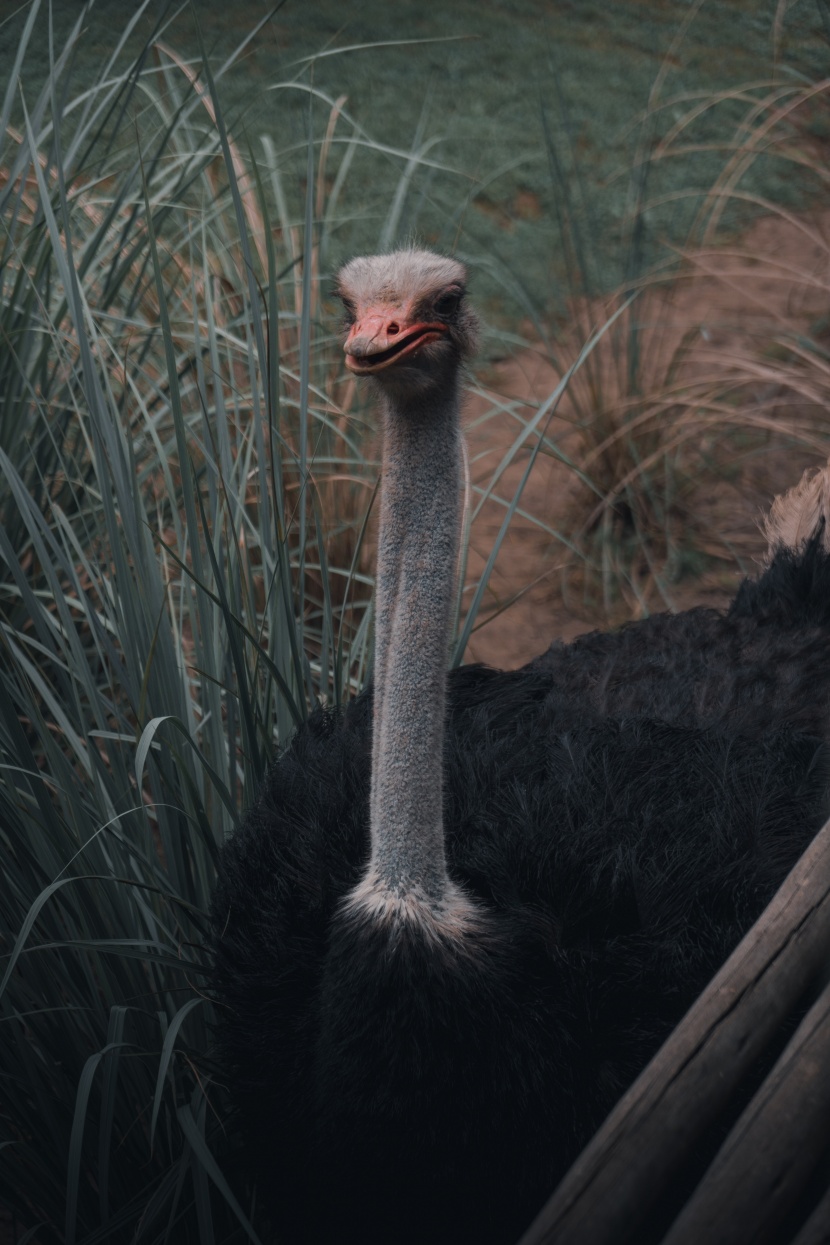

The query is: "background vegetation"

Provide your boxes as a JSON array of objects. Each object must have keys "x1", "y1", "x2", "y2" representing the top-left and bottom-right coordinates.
[
  {"x1": 1, "y1": 1, "x2": 829, "y2": 1240},
  {"x1": 2, "y1": 0, "x2": 827, "y2": 322}
]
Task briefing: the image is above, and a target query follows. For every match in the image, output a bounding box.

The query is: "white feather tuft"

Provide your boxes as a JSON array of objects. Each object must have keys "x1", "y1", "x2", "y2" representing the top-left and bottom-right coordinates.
[{"x1": 764, "y1": 459, "x2": 830, "y2": 560}]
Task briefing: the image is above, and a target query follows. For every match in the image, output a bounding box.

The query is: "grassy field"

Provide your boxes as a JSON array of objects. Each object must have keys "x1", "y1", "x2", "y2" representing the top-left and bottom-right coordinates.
[
  {"x1": 1, "y1": 2, "x2": 829, "y2": 1241},
  {"x1": 1, "y1": 0, "x2": 827, "y2": 323}
]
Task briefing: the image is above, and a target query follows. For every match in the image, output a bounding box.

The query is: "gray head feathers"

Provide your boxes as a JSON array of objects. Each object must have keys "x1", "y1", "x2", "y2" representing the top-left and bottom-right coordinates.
[
  {"x1": 338, "y1": 249, "x2": 468, "y2": 308},
  {"x1": 337, "y1": 248, "x2": 479, "y2": 392}
]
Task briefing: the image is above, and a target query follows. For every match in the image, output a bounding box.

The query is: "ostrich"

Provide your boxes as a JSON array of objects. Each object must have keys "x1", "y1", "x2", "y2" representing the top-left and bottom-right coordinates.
[{"x1": 211, "y1": 249, "x2": 830, "y2": 1245}]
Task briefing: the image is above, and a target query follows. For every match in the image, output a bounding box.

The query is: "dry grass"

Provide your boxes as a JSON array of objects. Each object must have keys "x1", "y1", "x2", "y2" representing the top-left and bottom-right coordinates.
[{"x1": 482, "y1": 70, "x2": 830, "y2": 631}]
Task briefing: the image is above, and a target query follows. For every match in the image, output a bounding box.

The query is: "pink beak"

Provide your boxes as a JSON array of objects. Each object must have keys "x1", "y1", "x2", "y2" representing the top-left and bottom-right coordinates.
[{"x1": 345, "y1": 305, "x2": 448, "y2": 374}]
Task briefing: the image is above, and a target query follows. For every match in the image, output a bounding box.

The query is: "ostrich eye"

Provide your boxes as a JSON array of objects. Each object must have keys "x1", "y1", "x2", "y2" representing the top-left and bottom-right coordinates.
[
  {"x1": 341, "y1": 297, "x2": 357, "y2": 327},
  {"x1": 434, "y1": 289, "x2": 462, "y2": 317}
]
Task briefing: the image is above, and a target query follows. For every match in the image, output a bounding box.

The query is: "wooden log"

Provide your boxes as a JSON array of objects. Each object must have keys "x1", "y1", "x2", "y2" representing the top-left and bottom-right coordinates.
[
  {"x1": 517, "y1": 816, "x2": 830, "y2": 1245},
  {"x1": 790, "y1": 1182, "x2": 830, "y2": 1245},
  {"x1": 661, "y1": 979, "x2": 830, "y2": 1244}
]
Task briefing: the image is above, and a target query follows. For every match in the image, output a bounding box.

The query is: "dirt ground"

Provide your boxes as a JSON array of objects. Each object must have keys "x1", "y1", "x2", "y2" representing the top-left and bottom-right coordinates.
[{"x1": 462, "y1": 210, "x2": 830, "y2": 669}]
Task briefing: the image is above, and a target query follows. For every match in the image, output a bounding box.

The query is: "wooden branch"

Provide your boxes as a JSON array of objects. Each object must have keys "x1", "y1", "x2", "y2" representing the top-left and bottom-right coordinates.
[
  {"x1": 791, "y1": 1181, "x2": 830, "y2": 1245},
  {"x1": 518, "y1": 815, "x2": 830, "y2": 1245},
  {"x1": 662, "y1": 978, "x2": 830, "y2": 1244}
]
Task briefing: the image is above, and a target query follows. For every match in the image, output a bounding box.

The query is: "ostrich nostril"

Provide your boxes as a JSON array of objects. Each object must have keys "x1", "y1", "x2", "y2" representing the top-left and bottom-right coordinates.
[{"x1": 388, "y1": 322, "x2": 400, "y2": 336}]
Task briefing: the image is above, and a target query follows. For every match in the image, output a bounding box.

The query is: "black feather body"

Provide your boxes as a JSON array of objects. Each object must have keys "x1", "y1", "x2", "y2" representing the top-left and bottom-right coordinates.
[
  {"x1": 526, "y1": 543, "x2": 830, "y2": 738},
  {"x1": 211, "y1": 543, "x2": 830, "y2": 1244}
]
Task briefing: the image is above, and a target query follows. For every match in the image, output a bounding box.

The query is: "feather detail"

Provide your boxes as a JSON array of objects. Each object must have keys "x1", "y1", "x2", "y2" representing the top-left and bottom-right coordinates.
[{"x1": 764, "y1": 458, "x2": 830, "y2": 559}]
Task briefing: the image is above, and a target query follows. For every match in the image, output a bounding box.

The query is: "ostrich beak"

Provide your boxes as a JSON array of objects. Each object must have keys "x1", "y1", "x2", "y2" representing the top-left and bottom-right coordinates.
[{"x1": 344, "y1": 307, "x2": 448, "y2": 374}]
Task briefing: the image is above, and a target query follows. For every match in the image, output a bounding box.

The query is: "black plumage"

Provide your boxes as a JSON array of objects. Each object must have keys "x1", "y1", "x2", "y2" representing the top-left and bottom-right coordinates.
[
  {"x1": 527, "y1": 543, "x2": 830, "y2": 739},
  {"x1": 210, "y1": 250, "x2": 830, "y2": 1244}
]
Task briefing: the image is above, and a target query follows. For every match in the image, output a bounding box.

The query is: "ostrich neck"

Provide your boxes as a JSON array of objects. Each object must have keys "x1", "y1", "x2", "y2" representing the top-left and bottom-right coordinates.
[{"x1": 367, "y1": 382, "x2": 461, "y2": 905}]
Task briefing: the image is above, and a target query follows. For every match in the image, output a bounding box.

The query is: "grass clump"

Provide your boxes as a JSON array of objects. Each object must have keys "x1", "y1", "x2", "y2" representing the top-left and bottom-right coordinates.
[
  {"x1": 533, "y1": 12, "x2": 830, "y2": 615},
  {"x1": 0, "y1": 11, "x2": 376, "y2": 1241}
]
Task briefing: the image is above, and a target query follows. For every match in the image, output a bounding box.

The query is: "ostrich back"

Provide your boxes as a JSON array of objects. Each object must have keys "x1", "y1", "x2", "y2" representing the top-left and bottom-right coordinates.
[
  {"x1": 211, "y1": 543, "x2": 830, "y2": 1245},
  {"x1": 527, "y1": 541, "x2": 830, "y2": 737}
]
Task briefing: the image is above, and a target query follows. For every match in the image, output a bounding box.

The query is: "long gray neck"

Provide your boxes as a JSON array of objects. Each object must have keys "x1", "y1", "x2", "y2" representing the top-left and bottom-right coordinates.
[{"x1": 367, "y1": 382, "x2": 461, "y2": 904}]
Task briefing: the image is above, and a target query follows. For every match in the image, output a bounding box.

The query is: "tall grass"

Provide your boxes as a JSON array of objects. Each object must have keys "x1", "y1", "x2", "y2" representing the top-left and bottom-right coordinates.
[
  {"x1": 0, "y1": 11, "x2": 387, "y2": 1242},
  {"x1": 534, "y1": 10, "x2": 830, "y2": 616}
]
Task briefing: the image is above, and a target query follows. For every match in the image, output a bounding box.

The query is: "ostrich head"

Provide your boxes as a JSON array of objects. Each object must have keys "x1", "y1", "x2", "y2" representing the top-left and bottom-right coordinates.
[{"x1": 337, "y1": 250, "x2": 478, "y2": 402}]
